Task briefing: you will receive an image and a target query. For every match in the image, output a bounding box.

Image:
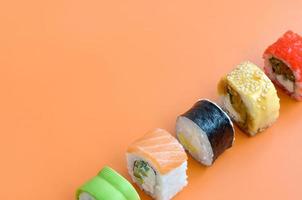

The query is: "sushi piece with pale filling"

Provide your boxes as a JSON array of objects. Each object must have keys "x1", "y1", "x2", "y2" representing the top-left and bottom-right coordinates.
[
  {"x1": 176, "y1": 99, "x2": 234, "y2": 166},
  {"x1": 263, "y1": 30, "x2": 302, "y2": 100},
  {"x1": 217, "y1": 61, "x2": 280, "y2": 136},
  {"x1": 126, "y1": 128, "x2": 187, "y2": 200}
]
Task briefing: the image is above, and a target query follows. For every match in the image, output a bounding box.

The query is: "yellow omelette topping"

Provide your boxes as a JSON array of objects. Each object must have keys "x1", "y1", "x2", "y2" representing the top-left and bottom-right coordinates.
[{"x1": 226, "y1": 61, "x2": 275, "y2": 110}]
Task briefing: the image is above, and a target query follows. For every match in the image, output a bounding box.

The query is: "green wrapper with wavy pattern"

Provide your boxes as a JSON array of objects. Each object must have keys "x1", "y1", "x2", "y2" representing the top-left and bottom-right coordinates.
[{"x1": 76, "y1": 166, "x2": 140, "y2": 200}]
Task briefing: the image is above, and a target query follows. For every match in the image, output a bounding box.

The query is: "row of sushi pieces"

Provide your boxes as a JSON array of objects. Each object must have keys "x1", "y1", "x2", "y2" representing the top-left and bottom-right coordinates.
[{"x1": 77, "y1": 30, "x2": 302, "y2": 200}]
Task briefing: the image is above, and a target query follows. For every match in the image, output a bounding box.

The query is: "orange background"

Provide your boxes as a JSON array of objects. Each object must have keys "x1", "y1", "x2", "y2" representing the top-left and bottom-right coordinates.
[{"x1": 1, "y1": 0, "x2": 302, "y2": 199}]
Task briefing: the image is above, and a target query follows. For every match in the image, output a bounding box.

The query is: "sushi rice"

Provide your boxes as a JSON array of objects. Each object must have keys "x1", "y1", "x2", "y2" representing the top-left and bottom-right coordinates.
[
  {"x1": 127, "y1": 154, "x2": 187, "y2": 200},
  {"x1": 79, "y1": 192, "x2": 95, "y2": 200}
]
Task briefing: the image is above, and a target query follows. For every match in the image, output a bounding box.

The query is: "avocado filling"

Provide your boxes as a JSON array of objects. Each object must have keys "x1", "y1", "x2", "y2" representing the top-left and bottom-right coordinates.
[
  {"x1": 177, "y1": 132, "x2": 198, "y2": 154},
  {"x1": 227, "y1": 86, "x2": 248, "y2": 128},
  {"x1": 269, "y1": 57, "x2": 295, "y2": 82},
  {"x1": 133, "y1": 160, "x2": 156, "y2": 193}
]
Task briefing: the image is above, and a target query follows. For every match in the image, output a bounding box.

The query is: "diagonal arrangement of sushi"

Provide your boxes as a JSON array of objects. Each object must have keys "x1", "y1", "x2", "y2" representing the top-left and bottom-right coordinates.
[{"x1": 76, "y1": 30, "x2": 301, "y2": 200}]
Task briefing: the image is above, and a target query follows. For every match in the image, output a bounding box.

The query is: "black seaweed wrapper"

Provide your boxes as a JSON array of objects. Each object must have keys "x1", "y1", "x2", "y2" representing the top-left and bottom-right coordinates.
[{"x1": 181, "y1": 100, "x2": 234, "y2": 162}]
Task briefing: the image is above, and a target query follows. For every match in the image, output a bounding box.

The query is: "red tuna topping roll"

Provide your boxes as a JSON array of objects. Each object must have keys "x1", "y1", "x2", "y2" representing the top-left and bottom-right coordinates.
[{"x1": 263, "y1": 30, "x2": 302, "y2": 100}]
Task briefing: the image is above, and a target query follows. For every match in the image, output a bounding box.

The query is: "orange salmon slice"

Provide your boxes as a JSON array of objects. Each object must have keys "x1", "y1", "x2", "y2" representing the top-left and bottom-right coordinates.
[{"x1": 127, "y1": 128, "x2": 187, "y2": 174}]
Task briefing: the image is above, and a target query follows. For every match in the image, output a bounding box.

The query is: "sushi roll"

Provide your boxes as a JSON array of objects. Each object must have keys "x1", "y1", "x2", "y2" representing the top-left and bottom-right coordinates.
[
  {"x1": 126, "y1": 128, "x2": 187, "y2": 200},
  {"x1": 176, "y1": 99, "x2": 234, "y2": 166},
  {"x1": 217, "y1": 61, "x2": 280, "y2": 136},
  {"x1": 76, "y1": 166, "x2": 140, "y2": 200},
  {"x1": 263, "y1": 30, "x2": 302, "y2": 100}
]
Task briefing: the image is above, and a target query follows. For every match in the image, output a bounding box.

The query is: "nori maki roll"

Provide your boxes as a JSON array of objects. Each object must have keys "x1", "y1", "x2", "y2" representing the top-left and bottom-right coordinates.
[{"x1": 176, "y1": 99, "x2": 234, "y2": 166}]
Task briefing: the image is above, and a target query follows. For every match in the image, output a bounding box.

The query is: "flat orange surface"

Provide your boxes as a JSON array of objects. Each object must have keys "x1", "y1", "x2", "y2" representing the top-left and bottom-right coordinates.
[{"x1": 1, "y1": 0, "x2": 302, "y2": 199}]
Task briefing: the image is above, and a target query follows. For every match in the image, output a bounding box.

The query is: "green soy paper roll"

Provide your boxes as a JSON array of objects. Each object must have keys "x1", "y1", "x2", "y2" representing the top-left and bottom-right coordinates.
[{"x1": 76, "y1": 166, "x2": 140, "y2": 200}]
